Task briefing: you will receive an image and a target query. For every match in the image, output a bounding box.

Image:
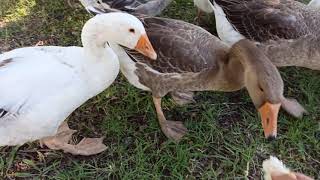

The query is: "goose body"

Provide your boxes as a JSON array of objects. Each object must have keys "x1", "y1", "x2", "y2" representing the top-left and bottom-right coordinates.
[
  {"x1": 79, "y1": 0, "x2": 173, "y2": 16},
  {"x1": 0, "y1": 46, "x2": 118, "y2": 146},
  {"x1": 308, "y1": 0, "x2": 320, "y2": 8},
  {"x1": 212, "y1": 0, "x2": 320, "y2": 43},
  {"x1": 202, "y1": 0, "x2": 320, "y2": 70},
  {"x1": 81, "y1": 1, "x2": 306, "y2": 140},
  {"x1": 0, "y1": 13, "x2": 156, "y2": 153},
  {"x1": 117, "y1": 16, "x2": 307, "y2": 140}
]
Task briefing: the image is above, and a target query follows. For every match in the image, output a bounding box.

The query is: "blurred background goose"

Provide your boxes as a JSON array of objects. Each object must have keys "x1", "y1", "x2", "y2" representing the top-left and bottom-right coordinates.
[
  {"x1": 308, "y1": 0, "x2": 320, "y2": 8},
  {"x1": 211, "y1": 0, "x2": 320, "y2": 42},
  {"x1": 0, "y1": 12, "x2": 156, "y2": 155},
  {"x1": 79, "y1": 0, "x2": 173, "y2": 16},
  {"x1": 81, "y1": 0, "x2": 306, "y2": 141},
  {"x1": 193, "y1": 0, "x2": 214, "y2": 21},
  {"x1": 195, "y1": 0, "x2": 320, "y2": 70},
  {"x1": 263, "y1": 156, "x2": 314, "y2": 180}
]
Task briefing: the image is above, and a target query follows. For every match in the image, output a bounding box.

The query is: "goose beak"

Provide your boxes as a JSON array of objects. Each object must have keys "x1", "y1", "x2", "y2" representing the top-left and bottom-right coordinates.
[
  {"x1": 258, "y1": 102, "x2": 281, "y2": 140},
  {"x1": 271, "y1": 172, "x2": 314, "y2": 180},
  {"x1": 135, "y1": 34, "x2": 157, "y2": 60}
]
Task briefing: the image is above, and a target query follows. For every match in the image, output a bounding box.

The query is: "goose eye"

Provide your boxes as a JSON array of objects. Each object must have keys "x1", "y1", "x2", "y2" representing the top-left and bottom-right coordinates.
[
  {"x1": 129, "y1": 28, "x2": 135, "y2": 33},
  {"x1": 259, "y1": 85, "x2": 264, "y2": 92}
]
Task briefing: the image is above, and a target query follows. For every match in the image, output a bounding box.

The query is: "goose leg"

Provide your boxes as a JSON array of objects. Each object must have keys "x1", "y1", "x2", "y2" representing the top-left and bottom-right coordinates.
[
  {"x1": 194, "y1": 8, "x2": 203, "y2": 23},
  {"x1": 152, "y1": 96, "x2": 187, "y2": 141},
  {"x1": 67, "y1": 0, "x2": 74, "y2": 8},
  {"x1": 39, "y1": 122, "x2": 107, "y2": 156},
  {"x1": 171, "y1": 91, "x2": 195, "y2": 105}
]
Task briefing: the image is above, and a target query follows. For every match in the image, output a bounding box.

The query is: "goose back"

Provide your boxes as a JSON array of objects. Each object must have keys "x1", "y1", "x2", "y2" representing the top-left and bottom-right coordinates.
[
  {"x1": 88, "y1": 0, "x2": 173, "y2": 16},
  {"x1": 213, "y1": 0, "x2": 320, "y2": 42},
  {"x1": 123, "y1": 15, "x2": 228, "y2": 74}
]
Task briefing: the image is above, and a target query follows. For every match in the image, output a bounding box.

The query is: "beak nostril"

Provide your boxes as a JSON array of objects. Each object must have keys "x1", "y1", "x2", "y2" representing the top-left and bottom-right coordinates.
[
  {"x1": 266, "y1": 135, "x2": 276, "y2": 141},
  {"x1": 266, "y1": 117, "x2": 270, "y2": 125}
]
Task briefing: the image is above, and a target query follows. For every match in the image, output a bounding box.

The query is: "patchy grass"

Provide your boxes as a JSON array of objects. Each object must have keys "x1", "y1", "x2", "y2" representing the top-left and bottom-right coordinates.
[{"x1": 0, "y1": 0, "x2": 319, "y2": 179}]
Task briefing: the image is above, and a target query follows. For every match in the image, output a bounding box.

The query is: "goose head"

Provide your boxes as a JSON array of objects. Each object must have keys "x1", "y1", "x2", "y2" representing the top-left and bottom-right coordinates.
[
  {"x1": 229, "y1": 40, "x2": 306, "y2": 140},
  {"x1": 263, "y1": 156, "x2": 314, "y2": 180},
  {"x1": 81, "y1": 12, "x2": 157, "y2": 60}
]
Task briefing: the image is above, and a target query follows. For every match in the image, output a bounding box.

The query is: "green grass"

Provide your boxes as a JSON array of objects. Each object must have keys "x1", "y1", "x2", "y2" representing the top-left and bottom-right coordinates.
[{"x1": 0, "y1": 0, "x2": 319, "y2": 179}]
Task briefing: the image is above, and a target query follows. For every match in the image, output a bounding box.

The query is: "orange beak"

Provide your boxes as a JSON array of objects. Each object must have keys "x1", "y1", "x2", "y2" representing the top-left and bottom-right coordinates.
[
  {"x1": 271, "y1": 172, "x2": 314, "y2": 180},
  {"x1": 258, "y1": 102, "x2": 281, "y2": 140},
  {"x1": 134, "y1": 34, "x2": 157, "y2": 60},
  {"x1": 270, "y1": 172, "x2": 297, "y2": 180}
]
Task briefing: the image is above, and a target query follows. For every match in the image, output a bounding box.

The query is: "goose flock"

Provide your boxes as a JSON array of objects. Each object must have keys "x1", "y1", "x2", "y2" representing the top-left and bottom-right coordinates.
[{"x1": 0, "y1": 0, "x2": 318, "y2": 178}]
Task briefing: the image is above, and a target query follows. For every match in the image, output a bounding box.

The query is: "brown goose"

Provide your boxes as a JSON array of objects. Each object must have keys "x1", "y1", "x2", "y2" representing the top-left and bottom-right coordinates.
[
  {"x1": 81, "y1": 1, "x2": 306, "y2": 141},
  {"x1": 203, "y1": 0, "x2": 320, "y2": 70},
  {"x1": 210, "y1": 0, "x2": 320, "y2": 42}
]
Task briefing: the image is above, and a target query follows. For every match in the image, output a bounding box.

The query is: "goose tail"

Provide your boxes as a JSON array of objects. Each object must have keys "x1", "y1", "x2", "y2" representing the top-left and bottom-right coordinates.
[
  {"x1": 134, "y1": 0, "x2": 173, "y2": 16},
  {"x1": 79, "y1": 0, "x2": 118, "y2": 15},
  {"x1": 79, "y1": 0, "x2": 172, "y2": 16}
]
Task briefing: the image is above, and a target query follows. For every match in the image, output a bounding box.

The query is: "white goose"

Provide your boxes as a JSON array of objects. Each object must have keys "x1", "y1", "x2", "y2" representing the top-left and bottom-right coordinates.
[
  {"x1": 193, "y1": 0, "x2": 214, "y2": 21},
  {"x1": 0, "y1": 12, "x2": 156, "y2": 155},
  {"x1": 263, "y1": 156, "x2": 314, "y2": 180},
  {"x1": 308, "y1": 0, "x2": 320, "y2": 8}
]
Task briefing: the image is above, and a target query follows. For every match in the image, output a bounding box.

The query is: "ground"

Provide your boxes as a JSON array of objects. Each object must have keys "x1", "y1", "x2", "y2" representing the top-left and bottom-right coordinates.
[{"x1": 0, "y1": 0, "x2": 319, "y2": 179}]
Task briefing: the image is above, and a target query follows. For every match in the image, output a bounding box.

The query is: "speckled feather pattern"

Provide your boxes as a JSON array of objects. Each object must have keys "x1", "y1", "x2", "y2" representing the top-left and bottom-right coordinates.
[
  {"x1": 96, "y1": 0, "x2": 173, "y2": 16},
  {"x1": 121, "y1": 15, "x2": 243, "y2": 97},
  {"x1": 213, "y1": 0, "x2": 320, "y2": 42},
  {"x1": 258, "y1": 34, "x2": 320, "y2": 70}
]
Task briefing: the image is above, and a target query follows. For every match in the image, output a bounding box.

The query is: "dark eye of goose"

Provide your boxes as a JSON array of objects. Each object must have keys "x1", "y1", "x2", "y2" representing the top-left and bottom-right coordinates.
[
  {"x1": 129, "y1": 28, "x2": 135, "y2": 33},
  {"x1": 259, "y1": 85, "x2": 264, "y2": 92}
]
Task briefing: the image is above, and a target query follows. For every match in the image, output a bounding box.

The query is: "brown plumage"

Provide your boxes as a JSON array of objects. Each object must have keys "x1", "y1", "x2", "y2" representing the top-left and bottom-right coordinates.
[
  {"x1": 81, "y1": 1, "x2": 306, "y2": 141},
  {"x1": 208, "y1": 0, "x2": 320, "y2": 70},
  {"x1": 213, "y1": 0, "x2": 320, "y2": 41},
  {"x1": 121, "y1": 15, "x2": 306, "y2": 140},
  {"x1": 257, "y1": 34, "x2": 320, "y2": 70}
]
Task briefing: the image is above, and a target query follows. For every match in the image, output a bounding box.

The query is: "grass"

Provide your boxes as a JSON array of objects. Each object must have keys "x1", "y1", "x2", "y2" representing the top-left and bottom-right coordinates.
[{"x1": 0, "y1": 0, "x2": 319, "y2": 179}]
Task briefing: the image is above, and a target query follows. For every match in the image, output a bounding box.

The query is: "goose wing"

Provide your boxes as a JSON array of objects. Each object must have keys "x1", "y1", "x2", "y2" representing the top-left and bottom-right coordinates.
[
  {"x1": 123, "y1": 16, "x2": 227, "y2": 73},
  {"x1": 214, "y1": 0, "x2": 310, "y2": 41},
  {"x1": 80, "y1": 0, "x2": 172, "y2": 16},
  {"x1": 0, "y1": 47, "x2": 88, "y2": 145}
]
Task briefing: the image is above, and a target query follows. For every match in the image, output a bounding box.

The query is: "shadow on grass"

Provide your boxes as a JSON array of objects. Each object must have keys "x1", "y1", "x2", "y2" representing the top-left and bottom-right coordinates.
[{"x1": 0, "y1": 0, "x2": 90, "y2": 52}]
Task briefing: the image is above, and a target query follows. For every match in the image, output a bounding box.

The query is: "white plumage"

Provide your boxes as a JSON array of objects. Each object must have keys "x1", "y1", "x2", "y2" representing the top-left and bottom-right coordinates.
[
  {"x1": 0, "y1": 12, "x2": 155, "y2": 149},
  {"x1": 308, "y1": 0, "x2": 320, "y2": 8},
  {"x1": 193, "y1": 0, "x2": 214, "y2": 13},
  {"x1": 0, "y1": 46, "x2": 118, "y2": 145}
]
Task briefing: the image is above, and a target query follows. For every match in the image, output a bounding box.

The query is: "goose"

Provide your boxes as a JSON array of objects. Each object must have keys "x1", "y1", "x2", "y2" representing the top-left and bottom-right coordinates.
[
  {"x1": 193, "y1": 0, "x2": 214, "y2": 21},
  {"x1": 200, "y1": 0, "x2": 320, "y2": 70},
  {"x1": 263, "y1": 156, "x2": 314, "y2": 180},
  {"x1": 81, "y1": 1, "x2": 306, "y2": 141},
  {"x1": 308, "y1": 0, "x2": 320, "y2": 8},
  {"x1": 210, "y1": 0, "x2": 320, "y2": 43},
  {"x1": 79, "y1": 0, "x2": 173, "y2": 16},
  {"x1": 0, "y1": 12, "x2": 156, "y2": 155}
]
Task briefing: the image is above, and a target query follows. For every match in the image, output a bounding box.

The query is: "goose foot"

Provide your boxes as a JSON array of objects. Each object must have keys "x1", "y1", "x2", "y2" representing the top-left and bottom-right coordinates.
[
  {"x1": 67, "y1": 0, "x2": 77, "y2": 8},
  {"x1": 153, "y1": 96, "x2": 188, "y2": 141},
  {"x1": 160, "y1": 120, "x2": 188, "y2": 141},
  {"x1": 171, "y1": 91, "x2": 195, "y2": 105},
  {"x1": 40, "y1": 122, "x2": 107, "y2": 156}
]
